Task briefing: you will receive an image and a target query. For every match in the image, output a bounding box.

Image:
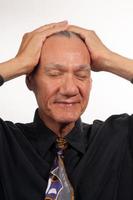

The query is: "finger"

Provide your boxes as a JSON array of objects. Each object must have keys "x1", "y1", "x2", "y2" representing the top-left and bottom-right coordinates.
[
  {"x1": 39, "y1": 23, "x2": 68, "y2": 41},
  {"x1": 68, "y1": 25, "x2": 103, "y2": 47},
  {"x1": 68, "y1": 25, "x2": 86, "y2": 32},
  {"x1": 33, "y1": 21, "x2": 68, "y2": 33},
  {"x1": 21, "y1": 21, "x2": 68, "y2": 46},
  {"x1": 18, "y1": 21, "x2": 67, "y2": 53},
  {"x1": 17, "y1": 34, "x2": 32, "y2": 54},
  {"x1": 68, "y1": 25, "x2": 90, "y2": 40},
  {"x1": 18, "y1": 22, "x2": 68, "y2": 54}
]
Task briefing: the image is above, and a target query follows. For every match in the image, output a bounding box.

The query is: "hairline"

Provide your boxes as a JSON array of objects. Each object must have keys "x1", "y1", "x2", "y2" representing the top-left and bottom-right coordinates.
[{"x1": 48, "y1": 30, "x2": 84, "y2": 42}]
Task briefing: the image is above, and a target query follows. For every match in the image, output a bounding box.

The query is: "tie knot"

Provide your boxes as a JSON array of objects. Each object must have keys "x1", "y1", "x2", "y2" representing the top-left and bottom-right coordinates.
[{"x1": 56, "y1": 137, "x2": 68, "y2": 150}]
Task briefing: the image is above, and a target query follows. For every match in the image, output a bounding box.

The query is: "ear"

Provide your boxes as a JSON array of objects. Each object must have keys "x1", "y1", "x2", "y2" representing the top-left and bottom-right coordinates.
[{"x1": 25, "y1": 75, "x2": 35, "y2": 91}]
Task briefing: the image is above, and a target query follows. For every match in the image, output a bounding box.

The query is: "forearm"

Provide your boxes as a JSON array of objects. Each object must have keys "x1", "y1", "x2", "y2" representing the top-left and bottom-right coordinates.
[
  {"x1": 0, "y1": 22, "x2": 68, "y2": 83},
  {"x1": 0, "y1": 57, "x2": 26, "y2": 82},
  {"x1": 98, "y1": 52, "x2": 133, "y2": 81}
]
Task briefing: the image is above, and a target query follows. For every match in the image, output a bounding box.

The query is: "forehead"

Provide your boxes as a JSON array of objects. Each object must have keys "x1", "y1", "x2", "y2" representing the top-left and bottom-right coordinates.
[{"x1": 40, "y1": 34, "x2": 90, "y2": 67}]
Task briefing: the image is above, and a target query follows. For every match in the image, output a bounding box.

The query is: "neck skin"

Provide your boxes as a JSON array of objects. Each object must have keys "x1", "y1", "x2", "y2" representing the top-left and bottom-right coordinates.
[{"x1": 38, "y1": 109, "x2": 75, "y2": 137}]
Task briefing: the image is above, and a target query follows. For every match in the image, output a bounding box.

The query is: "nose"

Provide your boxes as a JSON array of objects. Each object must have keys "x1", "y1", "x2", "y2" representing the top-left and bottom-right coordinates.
[{"x1": 59, "y1": 74, "x2": 79, "y2": 97}]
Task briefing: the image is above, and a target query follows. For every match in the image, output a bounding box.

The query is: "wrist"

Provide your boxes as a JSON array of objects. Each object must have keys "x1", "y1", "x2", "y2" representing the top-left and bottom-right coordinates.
[
  {"x1": 0, "y1": 57, "x2": 27, "y2": 82},
  {"x1": 100, "y1": 51, "x2": 133, "y2": 81},
  {"x1": 97, "y1": 50, "x2": 115, "y2": 72},
  {"x1": 14, "y1": 56, "x2": 31, "y2": 75},
  {"x1": 91, "y1": 49, "x2": 114, "y2": 72}
]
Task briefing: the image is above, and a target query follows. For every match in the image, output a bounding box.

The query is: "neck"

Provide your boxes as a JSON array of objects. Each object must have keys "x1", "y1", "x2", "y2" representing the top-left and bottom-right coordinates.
[{"x1": 38, "y1": 110, "x2": 75, "y2": 137}]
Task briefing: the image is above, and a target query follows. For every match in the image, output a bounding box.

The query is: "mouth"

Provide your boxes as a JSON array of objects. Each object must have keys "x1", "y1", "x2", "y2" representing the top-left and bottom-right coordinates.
[{"x1": 54, "y1": 101, "x2": 80, "y2": 107}]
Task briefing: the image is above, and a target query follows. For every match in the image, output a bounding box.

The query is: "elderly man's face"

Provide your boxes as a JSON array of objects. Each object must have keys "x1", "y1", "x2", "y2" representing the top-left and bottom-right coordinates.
[{"x1": 31, "y1": 34, "x2": 92, "y2": 124}]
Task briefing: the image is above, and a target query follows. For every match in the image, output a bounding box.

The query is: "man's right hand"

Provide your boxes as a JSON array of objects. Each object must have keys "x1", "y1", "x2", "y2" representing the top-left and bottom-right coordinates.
[
  {"x1": 0, "y1": 21, "x2": 68, "y2": 81},
  {"x1": 16, "y1": 21, "x2": 68, "y2": 75}
]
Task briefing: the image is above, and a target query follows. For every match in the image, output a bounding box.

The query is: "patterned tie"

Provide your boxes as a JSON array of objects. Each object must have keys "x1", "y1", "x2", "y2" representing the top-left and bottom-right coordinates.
[{"x1": 45, "y1": 137, "x2": 74, "y2": 200}]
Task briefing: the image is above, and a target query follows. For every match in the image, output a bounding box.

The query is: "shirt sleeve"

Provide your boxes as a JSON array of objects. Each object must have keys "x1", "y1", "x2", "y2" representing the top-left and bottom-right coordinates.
[
  {"x1": 0, "y1": 179, "x2": 5, "y2": 199},
  {"x1": 127, "y1": 114, "x2": 133, "y2": 158}
]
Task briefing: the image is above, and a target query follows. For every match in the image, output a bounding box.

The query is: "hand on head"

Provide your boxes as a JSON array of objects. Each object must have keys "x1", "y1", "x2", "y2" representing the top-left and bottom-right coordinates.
[
  {"x1": 67, "y1": 25, "x2": 112, "y2": 72},
  {"x1": 0, "y1": 21, "x2": 131, "y2": 85},
  {"x1": 16, "y1": 21, "x2": 112, "y2": 75},
  {"x1": 16, "y1": 21, "x2": 68, "y2": 75}
]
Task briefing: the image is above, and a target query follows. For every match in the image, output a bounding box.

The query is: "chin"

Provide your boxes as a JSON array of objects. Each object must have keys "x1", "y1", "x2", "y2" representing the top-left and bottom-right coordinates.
[{"x1": 53, "y1": 114, "x2": 80, "y2": 124}]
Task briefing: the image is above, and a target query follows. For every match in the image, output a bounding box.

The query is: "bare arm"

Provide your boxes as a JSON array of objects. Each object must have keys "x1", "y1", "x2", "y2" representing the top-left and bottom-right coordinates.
[
  {"x1": 0, "y1": 21, "x2": 68, "y2": 82},
  {"x1": 68, "y1": 25, "x2": 133, "y2": 81}
]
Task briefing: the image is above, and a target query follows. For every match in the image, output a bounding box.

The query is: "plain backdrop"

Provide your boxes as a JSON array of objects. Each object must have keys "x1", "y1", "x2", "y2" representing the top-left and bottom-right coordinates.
[{"x1": 0, "y1": 0, "x2": 133, "y2": 124}]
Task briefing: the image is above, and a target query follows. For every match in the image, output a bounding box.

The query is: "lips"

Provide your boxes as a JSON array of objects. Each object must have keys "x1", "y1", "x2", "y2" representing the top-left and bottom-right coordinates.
[
  {"x1": 54, "y1": 100, "x2": 80, "y2": 104},
  {"x1": 54, "y1": 102, "x2": 78, "y2": 110},
  {"x1": 53, "y1": 100, "x2": 80, "y2": 109}
]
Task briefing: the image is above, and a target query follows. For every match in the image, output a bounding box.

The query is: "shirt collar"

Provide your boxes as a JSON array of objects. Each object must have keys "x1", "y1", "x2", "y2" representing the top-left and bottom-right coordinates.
[
  {"x1": 32, "y1": 109, "x2": 86, "y2": 156},
  {"x1": 65, "y1": 119, "x2": 86, "y2": 154}
]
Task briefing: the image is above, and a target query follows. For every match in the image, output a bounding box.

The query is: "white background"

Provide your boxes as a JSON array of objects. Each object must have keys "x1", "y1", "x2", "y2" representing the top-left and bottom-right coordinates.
[{"x1": 0, "y1": 0, "x2": 133, "y2": 124}]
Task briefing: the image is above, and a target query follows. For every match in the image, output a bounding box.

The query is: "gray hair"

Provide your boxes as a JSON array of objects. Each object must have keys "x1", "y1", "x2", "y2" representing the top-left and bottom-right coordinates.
[{"x1": 49, "y1": 30, "x2": 84, "y2": 42}]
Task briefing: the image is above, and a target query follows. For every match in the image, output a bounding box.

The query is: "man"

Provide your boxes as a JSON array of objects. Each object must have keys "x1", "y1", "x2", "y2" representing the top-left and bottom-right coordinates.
[{"x1": 0, "y1": 21, "x2": 133, "y2": 199}]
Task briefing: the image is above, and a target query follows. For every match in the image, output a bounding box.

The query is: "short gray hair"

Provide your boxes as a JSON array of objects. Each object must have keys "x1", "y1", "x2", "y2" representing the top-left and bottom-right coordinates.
[{"x1": 49, "y1": 30, "x2": 84, "y2": 42}]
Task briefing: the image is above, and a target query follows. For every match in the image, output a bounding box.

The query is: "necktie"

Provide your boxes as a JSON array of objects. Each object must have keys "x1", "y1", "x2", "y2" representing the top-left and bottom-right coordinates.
[{"x1": 45, "y1": 137, "x2": 74, "y2": 200}]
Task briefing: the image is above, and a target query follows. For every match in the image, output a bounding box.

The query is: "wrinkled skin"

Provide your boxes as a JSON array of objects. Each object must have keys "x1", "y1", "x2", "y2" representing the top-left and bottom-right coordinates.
[{"x1": 27, "y1": 34, "x2": 92, "y2": 136}]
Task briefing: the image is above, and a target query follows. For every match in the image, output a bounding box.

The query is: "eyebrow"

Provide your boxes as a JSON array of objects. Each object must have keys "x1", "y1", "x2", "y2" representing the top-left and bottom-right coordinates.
[{"x1": 45, "y1": 63, "x2": 91, "y2": 70}]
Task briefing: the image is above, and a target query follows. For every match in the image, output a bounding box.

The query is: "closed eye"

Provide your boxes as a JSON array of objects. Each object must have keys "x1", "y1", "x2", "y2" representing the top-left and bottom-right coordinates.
[
  {"x1": 46, "y1": 70, "x2": 63, "y2": 77},
  {"x1": 75, "y1": 70, "x2": 90, "y2": 80}
]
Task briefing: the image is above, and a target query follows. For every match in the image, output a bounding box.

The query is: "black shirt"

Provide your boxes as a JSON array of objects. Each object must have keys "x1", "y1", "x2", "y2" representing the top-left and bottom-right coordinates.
[{"x1": 0, "y1": 110, "x2": 133, "y2": 200}]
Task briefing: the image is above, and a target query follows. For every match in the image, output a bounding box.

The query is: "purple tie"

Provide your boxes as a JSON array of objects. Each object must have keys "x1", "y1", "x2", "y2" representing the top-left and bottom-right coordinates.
[{"x1": 45, "y1": 137, "x2": 74, "y2": 200}]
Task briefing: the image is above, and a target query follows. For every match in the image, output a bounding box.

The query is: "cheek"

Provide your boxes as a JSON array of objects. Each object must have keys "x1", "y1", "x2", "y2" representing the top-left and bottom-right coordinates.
[
  {"x1": 80, "y1": 82, "x2": 91, "y2": 102},
  {"x1": 79, "y1": 82, "x2": 91, "y2": 114},
  {"x1": 34, "y1": 78, "x2": 60, "y2": 105},
  {"x1": 82, "y1": 92, "x2": 90, "y2": 110}
]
